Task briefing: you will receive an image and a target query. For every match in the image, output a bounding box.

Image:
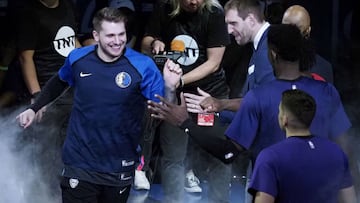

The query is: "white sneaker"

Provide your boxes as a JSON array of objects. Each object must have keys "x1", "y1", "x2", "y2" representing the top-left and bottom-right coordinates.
[
  {"x1": 134, "y1": 170, "x2": 150, "y2": 190},
  {"x1": 184, "y1": 170, "x2": 202, "y2": 193}
]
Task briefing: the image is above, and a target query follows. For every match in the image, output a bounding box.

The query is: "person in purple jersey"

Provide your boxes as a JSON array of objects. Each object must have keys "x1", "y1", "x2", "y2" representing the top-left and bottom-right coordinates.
[
  {"x1": 146, "y1": 24, "x2": 360, "y2": 199},
  {"x1": 248, "y1": 89, "x2": 356, "y2": 203},
  {"x1": 16, "y1": 7, "x2": 182, "y2": 203}
]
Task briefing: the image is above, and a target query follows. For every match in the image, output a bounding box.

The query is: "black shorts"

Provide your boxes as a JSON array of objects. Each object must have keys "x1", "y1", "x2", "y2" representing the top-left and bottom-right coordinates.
[{"x1": 60, "y1": 177, "x2": 131, "y2": 203}]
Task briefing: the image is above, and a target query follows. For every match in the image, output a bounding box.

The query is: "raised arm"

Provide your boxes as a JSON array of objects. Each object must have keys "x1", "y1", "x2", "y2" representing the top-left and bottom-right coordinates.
[{"x1": 162, "y1": 59, "x2": 182, "y2": 103}]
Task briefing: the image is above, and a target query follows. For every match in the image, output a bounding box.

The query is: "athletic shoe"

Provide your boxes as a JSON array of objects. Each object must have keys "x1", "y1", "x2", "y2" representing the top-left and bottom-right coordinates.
[
  {"x1": 184, "y1": 170, "x2": 202, "y2": 193},
  {"x1": 134, "y1": 170, "x2": 150, "y2": 190}
]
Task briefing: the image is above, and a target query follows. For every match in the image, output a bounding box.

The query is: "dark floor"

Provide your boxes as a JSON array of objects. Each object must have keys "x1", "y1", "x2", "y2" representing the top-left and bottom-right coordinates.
[{"x1": 127, "y1": 179, "x2": 246, "y2": 203}]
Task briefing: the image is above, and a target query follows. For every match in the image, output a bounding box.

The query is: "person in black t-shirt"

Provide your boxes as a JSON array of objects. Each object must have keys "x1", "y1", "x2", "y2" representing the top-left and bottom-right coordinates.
[
  {"x1": 140, "y1": 0, "x2": 231, "y2": 202},
  {"x1": 15, "y1": 0, "x2": 81, "y2": 196}
]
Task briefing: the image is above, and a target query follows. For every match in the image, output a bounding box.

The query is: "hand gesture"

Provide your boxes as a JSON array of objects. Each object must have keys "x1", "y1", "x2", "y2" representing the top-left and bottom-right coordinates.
[
  {"x1": 147, "y1": 92, "x2": 189, "y2": 126},
  {"x1": 16, "y1": 108, "x2": 36, "y2": 129},
  {"x1": 163, "y1": 59, "x2": 182, "y2": 89},
  {"x1": 31, "y1": 98, "x2": 47, "y2": 122},
  {"x1": 184, "y1": 87, "x2": 220, "y2": 113}
]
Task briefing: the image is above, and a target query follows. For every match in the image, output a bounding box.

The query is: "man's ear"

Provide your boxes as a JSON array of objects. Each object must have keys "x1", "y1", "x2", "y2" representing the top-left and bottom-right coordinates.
[
  {"x1": 270, "y1": 50, "x2": 277, "y2": 61},
  {"x1": 282, "y1": 112, "x2": 289, "y2": 127},
  {"x1": 304, "y1": 26, "x2": 311, "y2": 39},
  {"x1": 246, "y1": 13, "x2": 257, "y2": 27},
  {"x1": 92, "y1": 30, "x2": 99, "y2": 42}
]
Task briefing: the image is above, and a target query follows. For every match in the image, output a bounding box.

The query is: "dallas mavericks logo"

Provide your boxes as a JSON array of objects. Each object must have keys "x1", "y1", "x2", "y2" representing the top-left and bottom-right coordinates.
[
  {"x1": 53, "y1": 26, "x2": 76, "y2": 57},
  {"x1": 115, "y1": 72, "x2": 131, "y2": 88},
  {"x1": 171, "y1": 35, "x2": 199, "y2": 66}
]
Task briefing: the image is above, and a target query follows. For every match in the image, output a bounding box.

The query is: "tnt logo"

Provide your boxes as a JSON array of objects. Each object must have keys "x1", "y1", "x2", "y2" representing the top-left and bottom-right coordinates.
[
  {"x1": 171, "y1": 35, "x2": 199, "y2": 66},
  {"x1": 53, "y1": 26, "x2": 76, "y2": 57}
]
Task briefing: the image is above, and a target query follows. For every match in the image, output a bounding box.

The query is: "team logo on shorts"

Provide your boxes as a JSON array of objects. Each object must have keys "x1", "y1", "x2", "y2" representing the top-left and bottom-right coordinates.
[{"x1": 115, "y1": 72, "x2": 131, "y2": 88}]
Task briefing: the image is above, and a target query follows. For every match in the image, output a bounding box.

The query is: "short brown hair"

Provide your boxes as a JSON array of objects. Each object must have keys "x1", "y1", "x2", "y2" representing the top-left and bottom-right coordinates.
[
  {"x1": 92, "y1": 7, "x2": 127, "y2": 31},
  {"x1": 224, "y1": 0, "x2": 264, "y2": 22}
]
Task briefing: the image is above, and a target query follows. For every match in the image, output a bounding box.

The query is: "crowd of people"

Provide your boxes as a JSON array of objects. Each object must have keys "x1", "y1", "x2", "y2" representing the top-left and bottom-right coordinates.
[{"x1": 0, "y1": 0, "x2": 359, "y2": 203}]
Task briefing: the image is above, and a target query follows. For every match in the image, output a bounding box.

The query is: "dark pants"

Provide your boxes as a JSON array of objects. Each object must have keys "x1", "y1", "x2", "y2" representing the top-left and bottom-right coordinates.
[
  {"x1": 138, "y1": 111, "x2": 160, "y2": 173},
  {"x1": 159, "y1": 116, "x2": 232, "y2": 203},
  {"x1": 61, "y1": 177, "x2": 131, "y2": 203}
]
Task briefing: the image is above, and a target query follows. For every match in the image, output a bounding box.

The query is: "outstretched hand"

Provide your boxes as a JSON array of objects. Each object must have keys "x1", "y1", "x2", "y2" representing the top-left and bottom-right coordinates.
[
  {"x1": 184, "y1": 87, "x2": 221, "y2": 113},
  {"x1": 147, "y1": 92, "x2": 189, "y2": 126}
]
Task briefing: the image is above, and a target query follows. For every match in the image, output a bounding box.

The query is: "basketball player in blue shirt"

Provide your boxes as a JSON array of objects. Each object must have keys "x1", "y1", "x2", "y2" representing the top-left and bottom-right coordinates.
[
  {"x1": 248, "y1": 89, "x2": 356, "y2": 203},
  {"x1": 16, "y1": 7, "x2": 182, "y2": 203}
]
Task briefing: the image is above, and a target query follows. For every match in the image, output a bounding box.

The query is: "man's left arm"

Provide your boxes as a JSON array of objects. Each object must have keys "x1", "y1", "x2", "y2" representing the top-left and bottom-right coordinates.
[
  {"x1": 254, "y1": 192, "x2": 275, "y2": 203},
  {"x1": 181, "y1": 6, "x2": 229, "y2": 86},
  {"x1": 338, "y1": 186, "x2": 357, "y2": 203},
  {"x1": 181, "y1": 47, "x2": 225, "y2": 85},
  {"x1": 335, "y1": 134, "x2": 360, "y2": 196},
  {"x1": 162, "y1": 59, "x2": 182, "y2": 103}
]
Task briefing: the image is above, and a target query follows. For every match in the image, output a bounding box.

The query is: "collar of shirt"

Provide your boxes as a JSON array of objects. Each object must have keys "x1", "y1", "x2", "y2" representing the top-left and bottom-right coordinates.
[{"x1": 253, "y1": 22, "x2": 270, "y2": 50}]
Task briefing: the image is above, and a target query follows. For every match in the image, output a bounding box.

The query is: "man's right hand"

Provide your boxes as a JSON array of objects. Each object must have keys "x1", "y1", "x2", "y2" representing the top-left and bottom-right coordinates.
[
  {"x1": 16, "y1": 108, "x2": 36, "y2": 129},
  {"x1": 147, "y1": 92, "x2": 189, "y2": 127},
  {"x1": 151, "y1": 39, "x2": 165, "y2": 55},
  {"x1": 31, "y1": 98, "x2": 47, "y2": 122},
  {"x1": 184, "y1": 87, "x2": 222, "y2": 113}
]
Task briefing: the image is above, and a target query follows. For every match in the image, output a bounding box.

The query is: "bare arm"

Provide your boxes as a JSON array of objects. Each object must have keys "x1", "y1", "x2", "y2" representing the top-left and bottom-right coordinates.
[
  {"x1": 338, "y1": 186, "x2": 357, "y2": 203},
  {"x1": 141, "y1": 36, "x2": 165, "y2": 55},
  {"x1": 185, "y1": 88, "x2": 243, "y2": 113},
  {"x1": 206, "y1": 97, "x2": 243, "y2": 112},
  {"x1": 141, "y1": 36, "x2": 154, "y2": 55},
  {"x1": 142, "y1": 37, "x2": 225, "y2": 85},
  {"x1": 19, "y1": 50, "x2": 41, "y2": 95},
  {"x1": 182, "y1": 47, "x2": 225, "y2": 85},
  {"x1": 334, "y1": 134, "x2": 360, "y2": 195},
  {"x1": 162, "y1": 59, "x2": 182, "y2": 103},
  {"x1": 254, "y1": 192, "x2": 275, "y2": 203}
]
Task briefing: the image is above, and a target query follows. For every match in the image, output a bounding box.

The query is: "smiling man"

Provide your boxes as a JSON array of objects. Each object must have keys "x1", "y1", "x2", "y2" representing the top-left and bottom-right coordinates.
[
  {"x1": 184, "y1": 0, "x2": 275, "y2": 117},
  {"x1": 16, "y1": 7, "x2": 182, "y2": 203}
]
